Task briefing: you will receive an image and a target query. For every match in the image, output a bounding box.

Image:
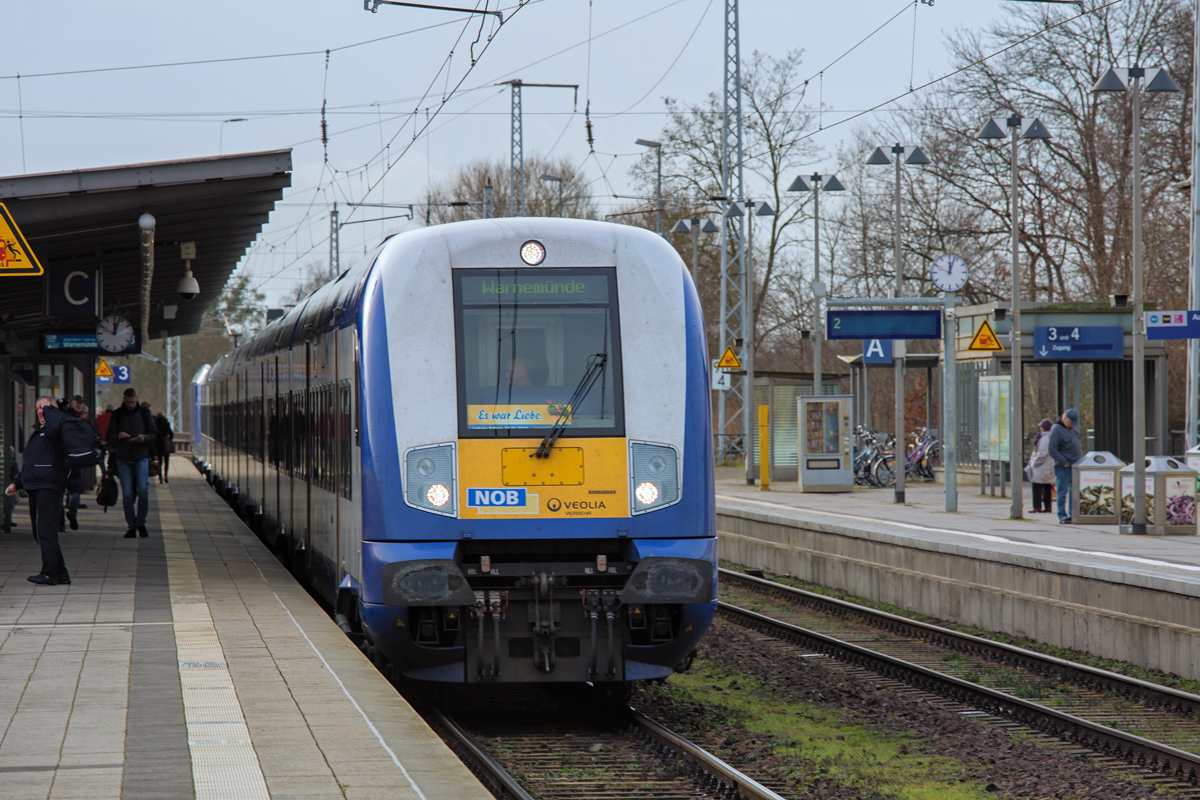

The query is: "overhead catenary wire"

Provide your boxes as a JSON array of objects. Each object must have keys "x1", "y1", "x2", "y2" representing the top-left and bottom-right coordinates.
[{"x1": 253, "y1": 0, "x2": 532, "y2": 289}]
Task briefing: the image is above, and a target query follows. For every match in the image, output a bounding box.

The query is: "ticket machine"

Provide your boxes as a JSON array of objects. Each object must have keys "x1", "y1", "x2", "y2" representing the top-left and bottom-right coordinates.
[{"x1": 797, "y1": 395, "x2": 854, "y2": 493}]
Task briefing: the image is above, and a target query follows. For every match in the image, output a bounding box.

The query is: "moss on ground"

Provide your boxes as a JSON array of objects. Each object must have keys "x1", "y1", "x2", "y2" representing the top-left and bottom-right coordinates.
[{"x1": 659, "y1": 661, "x2": 992, "y2": 800}]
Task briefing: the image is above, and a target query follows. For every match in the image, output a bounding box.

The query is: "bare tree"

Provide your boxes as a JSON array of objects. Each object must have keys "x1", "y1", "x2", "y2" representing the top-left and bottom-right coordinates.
[
  {"x1": 629, "y1": 50, "x2": 821, "y2": 371},
  {"x1": 426, "y1": 154, "x2": 597, "y2": 225}
]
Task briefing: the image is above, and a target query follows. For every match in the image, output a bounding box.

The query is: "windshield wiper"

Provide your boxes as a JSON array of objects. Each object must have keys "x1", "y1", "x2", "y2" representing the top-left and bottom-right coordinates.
[{"x1": 533, "y1": 353, "x2": 608, "y2": 459}]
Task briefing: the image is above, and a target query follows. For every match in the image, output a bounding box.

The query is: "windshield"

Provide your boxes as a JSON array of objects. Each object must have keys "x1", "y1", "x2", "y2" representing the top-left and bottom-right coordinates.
[{"x1": 453, "y1": 267, "x2": 624, "y2": 438}]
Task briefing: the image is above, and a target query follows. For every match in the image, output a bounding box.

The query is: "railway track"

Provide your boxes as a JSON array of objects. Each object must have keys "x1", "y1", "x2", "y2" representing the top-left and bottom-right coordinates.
[
  {"x1": 428, "y1": 684, "x2": 788, "y2": 800},
  {"x1": 719, "y1": 567, "x2": 1200, "y2": 792}
]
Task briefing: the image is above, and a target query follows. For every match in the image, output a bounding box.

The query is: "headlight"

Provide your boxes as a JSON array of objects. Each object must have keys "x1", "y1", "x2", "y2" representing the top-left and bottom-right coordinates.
[
  {"x1": 630, "y1": 442, "x2": 679, "y2": 514},
  {"x1": 405, "y1": 444, "x2": 456, "y2": 516}
]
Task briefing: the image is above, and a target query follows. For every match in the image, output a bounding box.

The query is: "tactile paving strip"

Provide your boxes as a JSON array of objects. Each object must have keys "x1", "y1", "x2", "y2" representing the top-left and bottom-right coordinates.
[{"x1": 162, "y1": 510, "x2": 270, "y2": 800}]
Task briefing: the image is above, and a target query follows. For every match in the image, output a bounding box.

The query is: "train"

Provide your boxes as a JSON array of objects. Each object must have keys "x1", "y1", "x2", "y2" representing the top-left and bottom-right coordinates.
[{"x1": 192, "y1": 218, "x2": 716, "y2": 684}]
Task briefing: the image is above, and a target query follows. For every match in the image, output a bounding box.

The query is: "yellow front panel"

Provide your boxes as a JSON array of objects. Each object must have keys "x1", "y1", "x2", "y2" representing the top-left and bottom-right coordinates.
[
  {"x1": 501, "y1": 447, "x2": 584, "y2": 486},
  {"x1": 459, "y1": 438, "x2": 629, "y2": 519}
]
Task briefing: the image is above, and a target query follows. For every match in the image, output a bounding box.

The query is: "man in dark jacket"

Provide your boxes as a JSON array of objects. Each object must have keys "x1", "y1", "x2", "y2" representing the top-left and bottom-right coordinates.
[
  {"x1": 6, "y1": 396, "x2": 69, "y2": 585},
  {"x1": 1048, "y1": 408, "x2": 1083, "y2": 524},
  {"x1": 106, "y1": 387, "x2": 156, "y2": 538}
]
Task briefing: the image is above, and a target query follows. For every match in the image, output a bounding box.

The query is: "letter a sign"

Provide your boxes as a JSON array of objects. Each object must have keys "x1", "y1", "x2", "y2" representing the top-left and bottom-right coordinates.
[{"x1": 0, "y1": 204, "x2": 42, "y2": 277}]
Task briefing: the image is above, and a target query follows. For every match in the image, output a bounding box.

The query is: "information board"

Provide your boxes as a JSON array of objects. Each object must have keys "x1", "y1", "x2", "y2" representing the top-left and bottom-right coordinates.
[
  {"x1": 826, "y1": 310, "x2": 941, "y2": 340},
  {"x1": 1032, "y1": 326, "x2": 1123, "y2": 360},
  {"x1": 1146, "y1": 310, "x2": 1200, "y2": 340}
]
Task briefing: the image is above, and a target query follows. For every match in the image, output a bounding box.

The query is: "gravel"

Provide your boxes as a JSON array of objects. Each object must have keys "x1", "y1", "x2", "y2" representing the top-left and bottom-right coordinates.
[{"x1": 632, "y1": 620, "x2": 1186, "y2": 800}]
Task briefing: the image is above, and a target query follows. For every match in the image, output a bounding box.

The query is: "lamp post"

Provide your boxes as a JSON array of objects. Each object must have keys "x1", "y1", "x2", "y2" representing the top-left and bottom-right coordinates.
[
  {"x1": 788, "y1": 173, "x2": 846, "y2": 398},
  {"x1": 725, "y1": 200, "x2": 776, "y2": 485},
  {"x1": 636, "y1": 139, "x2": 664, "y2": 236},
  {"x1": 540, "y1": 174, "x2": 564, "y2": 217},
  {"x1": 976, "y1": 115, "x2": 1051, "y2": 521},
  {"x1": 219, "y1": 118, "x2": 247, "y2": 155},
  {"x1": 671, "y1": 217, "x2": 720, "y2": 281},
  {"x1": 1094, "y1": 64, "x2": 1180, "y2": 534},
  {"x1": 867, "y1": 143, "x2": 930, "y2": 503}
]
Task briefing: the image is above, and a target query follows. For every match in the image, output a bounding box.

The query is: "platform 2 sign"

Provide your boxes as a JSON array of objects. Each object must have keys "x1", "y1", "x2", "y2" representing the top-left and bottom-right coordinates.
[
  {"x1": 1033, "y1": 326, "x2": 1123, "y2": 361},
  {"x1": 1146, "y1": 311, "x2": 1200, "y2": 340},
  {"x1": 826, "y1": 310, "x2": 941, "y2": 340}
]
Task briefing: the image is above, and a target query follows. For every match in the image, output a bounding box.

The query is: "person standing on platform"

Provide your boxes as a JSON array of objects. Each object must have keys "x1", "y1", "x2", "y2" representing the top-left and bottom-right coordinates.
[
  {"x1": 1048, "y1": 409, "x2": 1082, "y2": 524},
  {"x1": 2, "y1": 446, "x2": 17, "y2": 533},
  {"x1": 62, "y1": 403, "x2": 92, "y2": 531},
  {"x1": 95, "y1": 405, "x2": 113, "y2": 441},
  {"x1": 6, "y1": 396, "x2": 69, "y2": 585},
  {"x1": 1027, "y1": 419, "x2": 1055, "y2": 514},
  {"x1": 107, "y1": 388, "x2": 156, "y2": 539},
  {"x1": 154, "y1": 412, "x2": 174, "y2": 484}
]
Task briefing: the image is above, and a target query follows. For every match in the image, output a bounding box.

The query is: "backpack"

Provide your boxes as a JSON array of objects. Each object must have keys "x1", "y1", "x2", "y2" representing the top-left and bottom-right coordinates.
[{"x1": 59, "y1": 414, "x2": 104, "y2": 469}]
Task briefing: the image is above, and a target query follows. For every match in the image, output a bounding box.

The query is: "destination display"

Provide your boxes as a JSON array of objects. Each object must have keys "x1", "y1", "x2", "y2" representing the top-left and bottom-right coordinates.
[
  {"x1": 41, "y1": 329, "x2": 141, "y2": 355},
  {"x1": 825, "y1": 310, "x2": 942, "y2": 340},
  {"x1": 458, "y1": 270, "x2": 610, "y2": 305}
]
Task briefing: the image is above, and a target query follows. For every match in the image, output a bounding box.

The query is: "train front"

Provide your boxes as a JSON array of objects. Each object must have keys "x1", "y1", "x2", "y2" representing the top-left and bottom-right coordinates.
[{"x1": 357, "y1": 219, "x2": 715, "y2": 683}]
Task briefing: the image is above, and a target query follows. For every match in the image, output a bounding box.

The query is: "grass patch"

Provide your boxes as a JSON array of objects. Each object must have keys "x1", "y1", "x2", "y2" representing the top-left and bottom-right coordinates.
[{"x1": 659, "y1": 663, "x2": 992, "y2": 799}]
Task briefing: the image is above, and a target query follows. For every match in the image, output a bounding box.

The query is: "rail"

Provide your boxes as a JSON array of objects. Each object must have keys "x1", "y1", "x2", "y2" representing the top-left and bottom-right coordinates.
[
  {"x1": 718, "y1": 581, "x2": 1200, "y2": 783},
  {"x1": 720, "y1": 568, "x2": 1200, "y2": 717},
  {"x1": 629, "y1": 708, "x2": 787, "y2": 800}
]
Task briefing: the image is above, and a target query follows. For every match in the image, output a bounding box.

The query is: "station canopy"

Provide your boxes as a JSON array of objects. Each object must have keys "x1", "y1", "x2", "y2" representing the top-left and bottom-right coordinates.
[{"x1": 0, "y1": 149, "x2": 291, "y2": 340}]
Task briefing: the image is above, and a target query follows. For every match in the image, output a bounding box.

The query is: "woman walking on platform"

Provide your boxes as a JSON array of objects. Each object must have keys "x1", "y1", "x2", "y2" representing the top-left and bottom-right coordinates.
[
  {"x1": 154, "y1": 412, "x2": 174, "y2": 484},
  {"x1": 1027, "y1": 419, "x2": 1055, "y2": 513}
]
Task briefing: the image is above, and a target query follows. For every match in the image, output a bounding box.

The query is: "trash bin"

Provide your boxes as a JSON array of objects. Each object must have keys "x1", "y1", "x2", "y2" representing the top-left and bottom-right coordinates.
[
  {"x1": 1118, "y1": 457, "x2": 1199, "y2": 536},
  {"x1": 1071, "y1": 451, "x2": 1125, "y2": 525},
  {"x1": 1185, "y1": 443, "x2": 1200, "y2": 475}
]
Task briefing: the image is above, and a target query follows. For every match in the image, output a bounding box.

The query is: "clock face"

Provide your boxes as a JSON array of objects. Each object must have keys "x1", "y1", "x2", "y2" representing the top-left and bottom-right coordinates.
[
  {"x1": 930, "y1": 253, "x2": 969, "y2": 293},
  {"x1": 96, "y1": 315, "x2": 135, "y2": 353}
]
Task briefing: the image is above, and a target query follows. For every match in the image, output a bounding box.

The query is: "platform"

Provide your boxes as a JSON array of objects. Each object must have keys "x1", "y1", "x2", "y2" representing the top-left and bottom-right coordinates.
[
  {"x1": 716, "y1": 469, "x2": 1200, "y2": 682},
  {"x1": 0, "y1": 467, "x2": 490, "y2": 800}
]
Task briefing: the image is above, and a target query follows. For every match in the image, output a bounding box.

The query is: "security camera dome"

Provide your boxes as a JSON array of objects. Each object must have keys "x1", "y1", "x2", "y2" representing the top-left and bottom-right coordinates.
[{"x1": 178, "y1": 273, "x2": 200, "y2": 301}]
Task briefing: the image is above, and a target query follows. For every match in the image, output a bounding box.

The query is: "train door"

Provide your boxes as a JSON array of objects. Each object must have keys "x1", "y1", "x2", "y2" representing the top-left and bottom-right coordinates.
[
  {"x1": 260, "y1": 361, "x2": 267, "y2": 518},
  {"x1": 338, "y1": 326, "x2": 359, "y2": 582},
  {"x1": 236, "y1": 370, "x2": 243, "y2": 497},
  {"x1": 272, "y1": 357, "x2": 278, "y2": 532},
  {"x1": 304, "y1": 340, "x2": 312, "y2": 574},
  {"x1": 333, "y1": 328, "x2": 341, "y2": 582}
]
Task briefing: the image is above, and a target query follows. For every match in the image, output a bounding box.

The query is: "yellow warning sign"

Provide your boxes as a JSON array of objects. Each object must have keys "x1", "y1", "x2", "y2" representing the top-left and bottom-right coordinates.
[
  {"x1": 95, "y1": 358, "x2": 115, "y2": 379},
  {"x1": 968, "y1": 319, "x2": 1005, "y2": 352},
  {"x1": 715, "y1": 345, "x2": 742, "y2": 370},
  {"x1": 0, "y1": 203, "x2": 42, "y2": 277}
]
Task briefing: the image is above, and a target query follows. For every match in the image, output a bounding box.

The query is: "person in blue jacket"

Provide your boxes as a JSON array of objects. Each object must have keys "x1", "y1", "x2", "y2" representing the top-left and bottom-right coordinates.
[{"x1": 6, "y1": 396, "x2": 69, "y2": 585}]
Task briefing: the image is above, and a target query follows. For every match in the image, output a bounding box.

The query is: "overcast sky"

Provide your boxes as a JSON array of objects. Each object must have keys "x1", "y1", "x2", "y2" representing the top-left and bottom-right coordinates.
[{"x1": 2, "y1": 1, "x2": 1082, "y2": 305}]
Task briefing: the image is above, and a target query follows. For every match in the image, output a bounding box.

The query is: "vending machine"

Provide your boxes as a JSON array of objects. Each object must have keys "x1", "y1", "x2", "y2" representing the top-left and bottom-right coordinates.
[{"x1": 797, "y1": 395, "x2": 854, "y2": 493}]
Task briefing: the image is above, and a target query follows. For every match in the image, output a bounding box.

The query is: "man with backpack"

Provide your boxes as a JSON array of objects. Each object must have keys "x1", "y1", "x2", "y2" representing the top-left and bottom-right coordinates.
[
  {"x1": 6, "y1": 396, "x2": 70, "y2": 585},
  {"x1": 106, "y1": 388, "x2": 157, "y2": 539}
]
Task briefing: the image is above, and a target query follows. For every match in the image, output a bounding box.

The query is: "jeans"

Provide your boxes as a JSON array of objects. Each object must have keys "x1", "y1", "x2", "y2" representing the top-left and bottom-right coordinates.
[
  {"x1": 28, "y1": 488, "x2": 66, "y2": 579},
  {"x1": 117, "y1": 458, "x2": 150, "y2": 529},
  {"x1": 1054, "y1": 465, "x2": 1072, "y2": 521}
]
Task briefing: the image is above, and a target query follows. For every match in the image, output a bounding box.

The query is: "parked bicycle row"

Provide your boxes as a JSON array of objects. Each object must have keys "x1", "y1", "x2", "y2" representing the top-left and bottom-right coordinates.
[{"x1": 852, "y1": 426, "x2": 941, "y2": 488}]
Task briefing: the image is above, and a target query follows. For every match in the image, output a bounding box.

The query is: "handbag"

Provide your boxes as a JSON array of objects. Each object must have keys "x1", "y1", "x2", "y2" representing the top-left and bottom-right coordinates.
[
  {"x1": 148, "y1": 456, "x2": 161, "y2": 478},
  {"x1": 165, "y1": 437, "x2": 176, "y2": 455},
  {"x1": 95, "y1": 472, "x2": 118, "y2": 510}
]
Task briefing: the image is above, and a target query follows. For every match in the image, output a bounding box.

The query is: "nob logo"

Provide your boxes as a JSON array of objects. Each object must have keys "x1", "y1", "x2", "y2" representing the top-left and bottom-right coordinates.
[{"x1": 547, "y1": 498, "x2": 562, "y2": 512}]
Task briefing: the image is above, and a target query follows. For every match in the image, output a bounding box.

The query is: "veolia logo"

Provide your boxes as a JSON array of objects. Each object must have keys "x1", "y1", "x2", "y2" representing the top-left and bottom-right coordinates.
[{"x1": 547, "y1": 498, "x2": 562, "y2": 512}]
